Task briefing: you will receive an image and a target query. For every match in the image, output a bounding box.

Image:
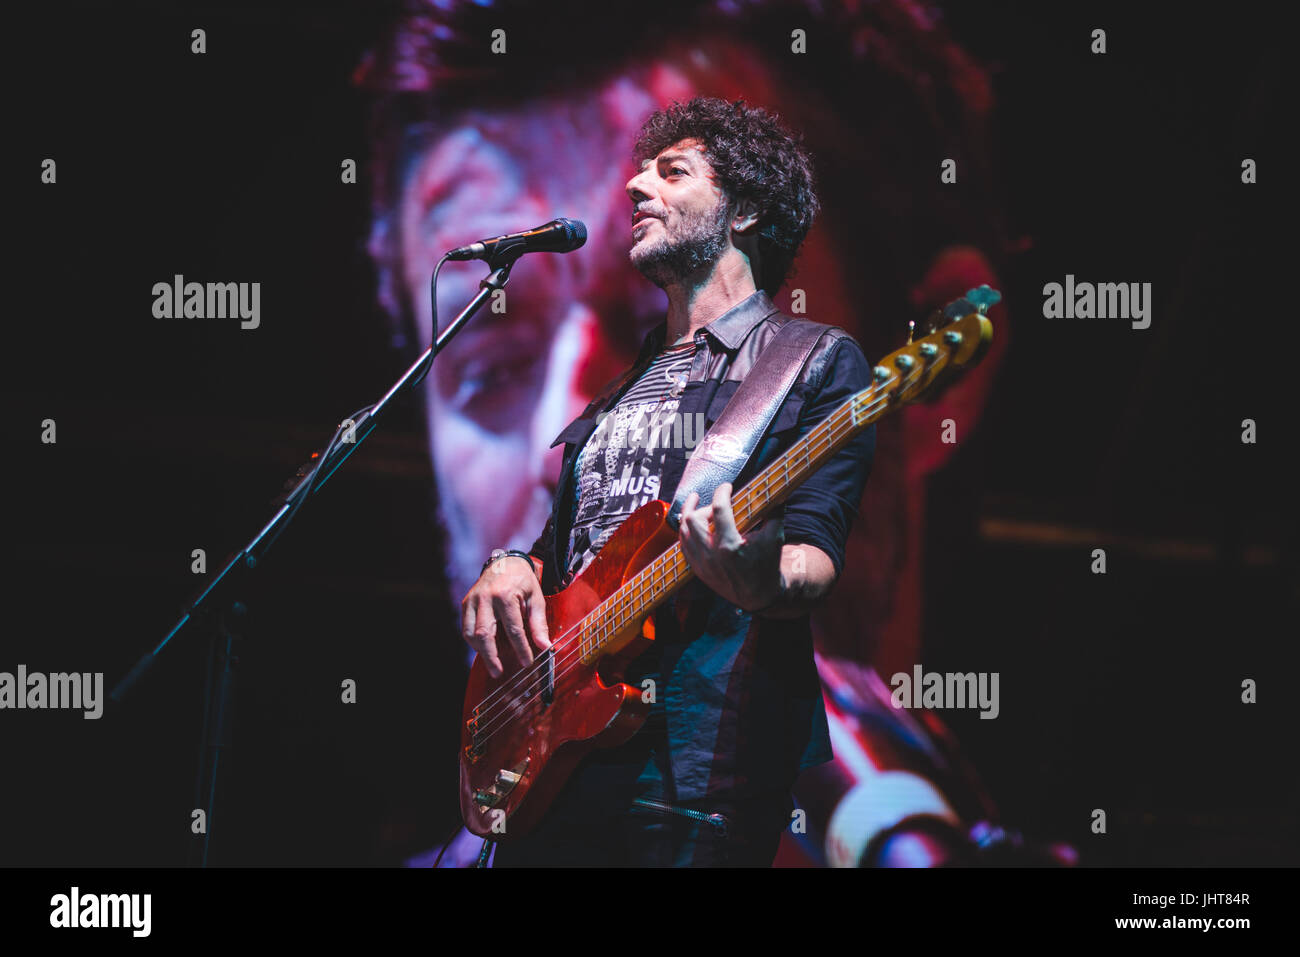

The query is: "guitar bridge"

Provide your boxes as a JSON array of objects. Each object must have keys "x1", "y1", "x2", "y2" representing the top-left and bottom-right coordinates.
[{"x1": 475, "y1": 759, "x2": 530, "y2": 812}]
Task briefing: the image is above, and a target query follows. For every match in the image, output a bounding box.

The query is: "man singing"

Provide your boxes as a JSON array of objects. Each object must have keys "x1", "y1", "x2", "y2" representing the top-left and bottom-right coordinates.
[{"x1": 459, "y1": 97, "x2": 875, "y2": 866}]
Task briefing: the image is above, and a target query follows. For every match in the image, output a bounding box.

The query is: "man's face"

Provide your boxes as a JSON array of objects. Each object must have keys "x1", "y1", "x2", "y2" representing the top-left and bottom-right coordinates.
[{"x1": 625, "y1": 139, "x2": 732, "y2": 288}]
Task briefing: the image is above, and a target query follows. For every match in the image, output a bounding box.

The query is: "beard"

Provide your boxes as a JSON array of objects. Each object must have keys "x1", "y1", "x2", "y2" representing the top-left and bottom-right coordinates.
[{"x1": 629, "y1": 197, "x2": 731, "y2": 288}]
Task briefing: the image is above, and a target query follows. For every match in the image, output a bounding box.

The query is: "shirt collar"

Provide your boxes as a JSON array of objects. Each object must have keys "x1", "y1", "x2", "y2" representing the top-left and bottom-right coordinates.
[{"x1": 636, "y1": 289, "x2": 779, "y2": 356}]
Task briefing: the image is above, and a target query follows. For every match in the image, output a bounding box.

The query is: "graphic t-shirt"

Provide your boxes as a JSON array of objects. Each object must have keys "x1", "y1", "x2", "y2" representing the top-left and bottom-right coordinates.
[{"x1": 563, "y1": 340, "x2": 698, "y2": 584}]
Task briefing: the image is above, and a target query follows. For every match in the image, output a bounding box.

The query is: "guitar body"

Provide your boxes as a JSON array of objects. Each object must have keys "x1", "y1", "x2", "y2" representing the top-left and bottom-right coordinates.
[{"x1": 459, "y1": 499, "x2": 678, "y2": 840}]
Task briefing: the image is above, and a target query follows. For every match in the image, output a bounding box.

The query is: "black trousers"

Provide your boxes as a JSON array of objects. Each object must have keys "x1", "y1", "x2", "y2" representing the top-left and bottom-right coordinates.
[{"x1": 492, "y1": 726, "x2": 793, "y2": 867}]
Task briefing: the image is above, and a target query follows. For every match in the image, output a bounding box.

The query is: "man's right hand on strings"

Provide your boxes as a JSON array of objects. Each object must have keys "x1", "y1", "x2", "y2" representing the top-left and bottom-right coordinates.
[{"x1": 460, "y1": 556, "x2": 550, "y2": 678}]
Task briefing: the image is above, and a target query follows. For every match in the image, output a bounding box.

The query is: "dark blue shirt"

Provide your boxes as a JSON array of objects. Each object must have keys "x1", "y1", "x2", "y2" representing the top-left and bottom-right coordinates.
[{"x1": 530, "y1": 291, "x2": 875, "y2": 801}]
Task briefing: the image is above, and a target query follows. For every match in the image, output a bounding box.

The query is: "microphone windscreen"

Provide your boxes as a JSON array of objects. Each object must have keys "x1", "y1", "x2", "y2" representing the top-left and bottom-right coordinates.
[{"x1": 560, "y1": 218, "x2": 587, "y2": 248}]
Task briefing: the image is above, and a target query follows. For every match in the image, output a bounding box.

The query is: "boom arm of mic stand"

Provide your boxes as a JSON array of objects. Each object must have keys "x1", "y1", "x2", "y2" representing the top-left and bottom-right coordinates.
[{"x1": 110, "y1": 261, "x2": 515, "y2": 705}]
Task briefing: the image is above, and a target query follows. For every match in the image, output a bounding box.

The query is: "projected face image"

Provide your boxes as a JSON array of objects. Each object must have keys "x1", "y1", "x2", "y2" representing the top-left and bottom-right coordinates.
[{"x1": 396, "y1": 89, "x2": 663, "y2": 602}]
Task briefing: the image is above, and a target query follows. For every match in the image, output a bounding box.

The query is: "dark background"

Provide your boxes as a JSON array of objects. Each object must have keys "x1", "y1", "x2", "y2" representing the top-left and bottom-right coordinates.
[{"x1": 6, "y1": 1, "x2": 1293, "y2": 866}]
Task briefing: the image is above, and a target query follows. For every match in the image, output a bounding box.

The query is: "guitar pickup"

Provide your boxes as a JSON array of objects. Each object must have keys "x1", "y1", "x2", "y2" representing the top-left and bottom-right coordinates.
[{"x1": 540, "y1": 647, "x2": 555, "y2": 707}]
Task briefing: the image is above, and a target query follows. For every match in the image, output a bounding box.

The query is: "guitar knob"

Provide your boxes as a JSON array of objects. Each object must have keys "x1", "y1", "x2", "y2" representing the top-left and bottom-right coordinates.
[
  {"x1": 918, "y1": 343, "x2": 938, "y2": 358},
  {"x1": 895, "y1": 354, "x2": 915, "y2": 371},
  {"x1": 964, "y1": 284, "x2": 1002, "y2": 315},
  {"x1": 943, "y1": 331, "x2": 962, "y2": 346}
]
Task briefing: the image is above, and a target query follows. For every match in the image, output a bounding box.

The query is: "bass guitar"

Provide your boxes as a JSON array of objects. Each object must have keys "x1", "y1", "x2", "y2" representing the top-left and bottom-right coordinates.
[{"x1": 460, "y1": 294, "x2": 996, "y2": 839}]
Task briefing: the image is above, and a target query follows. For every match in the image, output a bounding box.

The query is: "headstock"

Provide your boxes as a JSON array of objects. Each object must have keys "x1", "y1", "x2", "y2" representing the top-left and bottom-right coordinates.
[
  {"x1": 851, "y1": 286, "x2": 997, "y2": 425},
  {"x1": 912, "y1": 283, "x2": 1003, "y2": 340}
]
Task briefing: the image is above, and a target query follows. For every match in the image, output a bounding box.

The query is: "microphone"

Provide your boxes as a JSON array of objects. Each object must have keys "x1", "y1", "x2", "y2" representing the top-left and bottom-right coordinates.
[{"x1": 446, "y1": 218, "x2": 587, "y2": 263}]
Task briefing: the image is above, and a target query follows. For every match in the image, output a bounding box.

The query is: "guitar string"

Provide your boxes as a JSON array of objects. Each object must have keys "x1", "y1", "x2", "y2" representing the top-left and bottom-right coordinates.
[
  {"x1": 464, "y1": 371, "x2": 919, "y2": 745},
  {"x1": 470, "y1": 374, "x2": 915, "y2": 738},
  {"x1": 464, "y1": 376, "x2": 913, "y2": 745}
]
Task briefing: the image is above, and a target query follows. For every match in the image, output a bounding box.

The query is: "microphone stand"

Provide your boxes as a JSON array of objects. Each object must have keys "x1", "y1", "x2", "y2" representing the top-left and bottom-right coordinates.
[{"x1": 111, "y1": 257, "x2": 517, "y2": 866}]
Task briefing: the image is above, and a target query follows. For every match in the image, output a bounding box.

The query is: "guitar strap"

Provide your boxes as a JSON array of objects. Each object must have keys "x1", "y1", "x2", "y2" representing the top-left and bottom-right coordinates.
[{"x1": 666, "y1": 317, "x2": 831, "y2": 530}]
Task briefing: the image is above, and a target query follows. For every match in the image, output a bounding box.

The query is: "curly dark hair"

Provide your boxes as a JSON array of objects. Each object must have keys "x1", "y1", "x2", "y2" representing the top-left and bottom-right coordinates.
[{"x1": 633, "y1": 97, "x2": 818, "y2": 296}]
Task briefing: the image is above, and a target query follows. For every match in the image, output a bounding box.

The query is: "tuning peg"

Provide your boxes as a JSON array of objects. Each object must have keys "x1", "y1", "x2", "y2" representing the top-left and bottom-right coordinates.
[{"x1": 964, "y1": 284, "x2": 1002, "y2": 315}]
